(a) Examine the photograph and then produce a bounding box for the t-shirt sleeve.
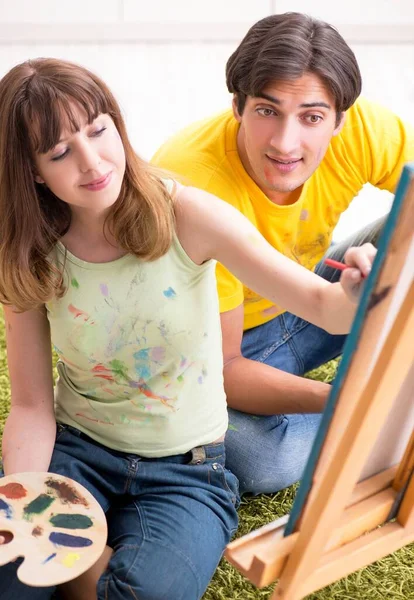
[215,262,244,313]
[356,97,414,192]
[153,146,245,312]
[199,172,245,313]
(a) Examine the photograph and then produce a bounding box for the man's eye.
[257,108,276,117]
[305,115,323,124]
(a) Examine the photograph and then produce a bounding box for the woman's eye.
[51,149,69,161]
[91,127,107,137]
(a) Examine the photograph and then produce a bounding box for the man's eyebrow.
[256,93,331,110]
[299,101,331,109]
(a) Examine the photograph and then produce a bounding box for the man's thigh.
[242,311,345,376]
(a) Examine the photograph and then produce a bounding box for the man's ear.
[232,95,242,123]
[34,175,45,184]
[333,112,346,137]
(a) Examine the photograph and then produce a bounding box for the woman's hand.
[340,243,377,302]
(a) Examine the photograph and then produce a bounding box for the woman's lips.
[81,172,112,191]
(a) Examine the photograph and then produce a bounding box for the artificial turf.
[0,307,412,599]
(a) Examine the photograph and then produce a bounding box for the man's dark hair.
[226,13,362,124]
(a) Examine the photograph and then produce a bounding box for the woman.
[0,58,375,600]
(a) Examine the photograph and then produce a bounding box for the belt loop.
[189,446,206,465]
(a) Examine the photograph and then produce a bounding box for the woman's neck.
[60,216,126,264]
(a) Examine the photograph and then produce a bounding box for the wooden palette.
[0,472,107,587]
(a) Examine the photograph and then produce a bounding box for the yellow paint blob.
[62,552,81,568]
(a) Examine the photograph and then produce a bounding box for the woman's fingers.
[344,243,377,278]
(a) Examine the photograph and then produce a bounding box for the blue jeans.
[225,217,385,495]
[0,425,239,600]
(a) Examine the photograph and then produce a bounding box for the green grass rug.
[0,307,413,599]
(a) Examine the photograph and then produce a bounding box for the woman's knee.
[98,543,203,600]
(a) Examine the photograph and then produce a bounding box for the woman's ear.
[34,174,45,184]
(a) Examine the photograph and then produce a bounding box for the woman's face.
[34,105,126,219]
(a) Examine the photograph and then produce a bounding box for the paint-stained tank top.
[46,213,227,457]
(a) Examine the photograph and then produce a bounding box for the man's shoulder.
[152,110,233,166]
[326,96,413,192]
[152,109,240,192]
[341,96,403,139]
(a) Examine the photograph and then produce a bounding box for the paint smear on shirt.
[100,283,109,297]
[68,304,94,323]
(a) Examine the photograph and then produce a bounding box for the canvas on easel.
[225,162,414,600]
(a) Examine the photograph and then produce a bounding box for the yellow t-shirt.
[152,98,414,330]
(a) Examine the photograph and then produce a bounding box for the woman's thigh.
[98,443,239,600]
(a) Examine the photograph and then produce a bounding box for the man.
[152,12,414,495]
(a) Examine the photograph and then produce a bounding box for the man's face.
[234,73,345,204]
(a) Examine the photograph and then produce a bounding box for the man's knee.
[236,459,304,496]
[225,413,321,495]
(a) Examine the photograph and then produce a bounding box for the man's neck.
[266,186,302,206]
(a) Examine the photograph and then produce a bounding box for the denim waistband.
[57,423,225,464]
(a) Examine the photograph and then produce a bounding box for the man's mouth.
[267,156,302,164]
[266,155,302,172]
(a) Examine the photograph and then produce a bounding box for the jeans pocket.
[207,460,240,509]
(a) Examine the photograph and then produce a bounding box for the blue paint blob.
[0,498,13,519]
[49,532,93,548]
[42,553,57,564]
[163,287,177,299]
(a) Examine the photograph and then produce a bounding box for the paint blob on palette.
[0,472,107,587]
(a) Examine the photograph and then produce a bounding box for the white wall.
[0,0,413,240]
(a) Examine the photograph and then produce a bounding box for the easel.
[225,162,414,600]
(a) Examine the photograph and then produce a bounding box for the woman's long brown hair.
[0,58,175,311]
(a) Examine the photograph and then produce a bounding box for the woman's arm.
[2,304,56,474]
[174,185,375,335]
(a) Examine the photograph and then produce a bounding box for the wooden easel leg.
[397,466,414,529]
